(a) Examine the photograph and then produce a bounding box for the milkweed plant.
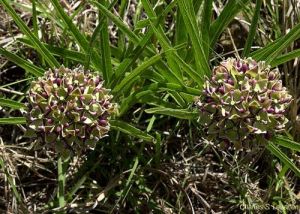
[23,66,117,210]
[195,58,292,147]
[24,66,117,154]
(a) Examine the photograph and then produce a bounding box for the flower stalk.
[57,155,65,213]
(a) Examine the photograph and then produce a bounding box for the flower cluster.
[24,66,117,153]
[195,58,292,146]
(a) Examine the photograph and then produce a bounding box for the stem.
[57,155,66,212]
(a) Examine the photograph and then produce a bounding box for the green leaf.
[118,156,139,205]
[144,82,201,95]
[91,0,163,59]
[251,22,300,62]
[0,98,25,109]
[149,21,203,86]
[0,117,26,124]
[49,0,88,50]
[210,0,250,49]
[85,0,117,70]
[270,49,300,67]
[49,0,102,71]
[242,0,262,57]
[99,1,113,84]
[119,83,201,116]
[272,135,300,152]
[142,0,183,82]
[1,0,59,68]
[147,21,184,85]
[174,5,188,59]
[92,0,184,89]
[266,142,300,177]
[174,52,205,86]
[113,54,162,95]
[91,1,140,44]
[177,0,210,75]
[145,107,198,119]
[0,158,23,204]
[110,26,159,86]
[57,156,66,208]
[0,47,44,77]
[200,0,212,58]
[19,38,89,65]
[110,120,154,142]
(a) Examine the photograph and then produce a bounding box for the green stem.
[57,155,66,212]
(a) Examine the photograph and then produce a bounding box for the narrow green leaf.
[92,0,182,88]
[1,0,59,68]
[110,120,154,142]
[49,0,102,71]
[0,98,25,109]
[266,142,300,177]
[110,25,159,85]
[113,19,180,85]
[177,0,210,75]
[148,20,183,84]
[57,156,66,208]
[146,115,156,133]
[242,0,262,57]
[138,93,178,109]
[251,22,300,62]
[116,0,128,51]
[168,90,186,107]
[200,0,212,58]
[85,0,118,71]
[144,82,201,95]
[174,7,188,59]
[91,0,163,59]
[0,117,26,124]
[91,1,140,44]
[119,83,201,116]
[142,0,185,82]
[270,49,300,67]
[19,38,86,65]
[0,158,23,203]
[173,53,204,86]
[145,107,198,119]
[0,47,44,77]
[113,54,162,94]
[210,0,250,49]
[31,0,38,37]
[120,156,139,204]
[272,135,300,152]
[141,0,156,18]
[99,1,113,84]
[120,91,153,116]
[50,0,89,50]
[149,21,203,86]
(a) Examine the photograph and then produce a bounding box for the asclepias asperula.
[195,58,292,147]
[24,66,117,154]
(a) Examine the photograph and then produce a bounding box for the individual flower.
[195,58,292,146]
[24,66,117,153]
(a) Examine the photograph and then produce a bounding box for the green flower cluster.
[24,66,117,153]
[196,58,292,145]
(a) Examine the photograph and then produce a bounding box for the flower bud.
[24,66,118,153]
[195,58,292,146]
